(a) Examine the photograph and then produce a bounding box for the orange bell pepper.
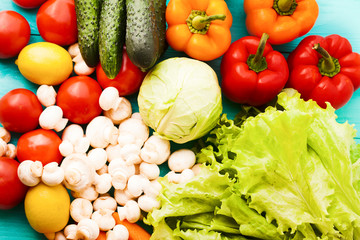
[244,0,319,45]
[166,0,233,61]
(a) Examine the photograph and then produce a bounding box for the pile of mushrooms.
[16,84,201,240]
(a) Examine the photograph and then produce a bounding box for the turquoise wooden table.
[0,0,360,239]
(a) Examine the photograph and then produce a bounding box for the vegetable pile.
[147,89,360,239]
[0,0,360,239]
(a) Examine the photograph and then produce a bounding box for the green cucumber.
[99,0,126,79]
[74,0,101,68]
[125,0,167,71]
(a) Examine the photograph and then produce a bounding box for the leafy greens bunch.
[145,89,360,240]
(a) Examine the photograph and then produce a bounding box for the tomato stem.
[313,43,341,77]
[273,0,297,16]
[247,33,269,73]
[187,10,226,34]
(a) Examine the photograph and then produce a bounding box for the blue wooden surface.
[0,0,360,239]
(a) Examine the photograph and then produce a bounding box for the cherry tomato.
[17,129,63,165]
[57,76,103,124]
[96,48,146,96]
[0,11,30,59]
[0,89,43,133]
[12,0,47,9]
[36,0,78,46]
[0,157,28,210]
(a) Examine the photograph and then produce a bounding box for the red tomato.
[12,0,47,9]
[17,129,63,165]
[0,157,28,210]
[36,0,77,46]
[0,11,30,59]
[96,48,146,96]
[57,76,103,124]
[0,89,43,133]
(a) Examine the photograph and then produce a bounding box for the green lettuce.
[146,89,360,239]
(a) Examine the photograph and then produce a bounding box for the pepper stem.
[187,10,226,35]
[247,33,269,73]
[313,43,341,77]
[278,0,293,12]
[273,0,297,16]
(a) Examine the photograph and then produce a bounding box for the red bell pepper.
[287,34,360,109]
[220,33,289,106]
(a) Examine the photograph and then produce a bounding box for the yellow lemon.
[24,183,70,238]
[16,42,73,85]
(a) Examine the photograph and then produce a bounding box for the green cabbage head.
[138,57,222,144]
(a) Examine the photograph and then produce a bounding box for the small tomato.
[36,0,78,46]
[96,48,146,96]
[16,129,63,166]
[0,157,28,210]
[0,11,30,59]
[0,89,43,133]
[56,76,103,124]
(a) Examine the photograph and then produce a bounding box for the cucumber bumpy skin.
[74,0,101,68]
[99,0,126,79]
[125,0,167,72]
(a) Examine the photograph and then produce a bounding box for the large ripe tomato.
[0,11,30,59]
[12,0,47,9]
[96,48,146,96]
[0,157,28,210]
[0,89,43,133]
[17,129,63,165]
[57,76,103,124]
[36,0,77,46]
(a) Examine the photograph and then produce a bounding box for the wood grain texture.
[0,0,360,239]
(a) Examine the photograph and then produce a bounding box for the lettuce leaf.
[146,89,360,239]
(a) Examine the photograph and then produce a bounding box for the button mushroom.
[75,218,100,240]
[138,195,160,212]
[118,144,142,165]
[64,224,77,240]
[117,118,149,148]
[5,143,16,159]
[99,88,132,126]
[60,153,96,192]
[87,148,108,171]
[94,173,112,194]
[108,158,135,190]
[41,162,65,186]
[0,138,7,157]
[86,116,119,148]
[93,194,117,212]
[103,97,132,125]
[91,209,116,231]
[39,105,68,132]
[139,162,160,180]
[36,85,57,107]
[17,160,43,186]
[114,188,135,206]
[106,224,129,240]
[140,135,170,165]
[70,198,93,223]
[0,126,11,143]
[59,124,90,156]
[71,185,99,202]
[143,179,162,198]
[68,43,95,76]
[167,149,196,173]
[117,200,141,223]
[126,175,150,198]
